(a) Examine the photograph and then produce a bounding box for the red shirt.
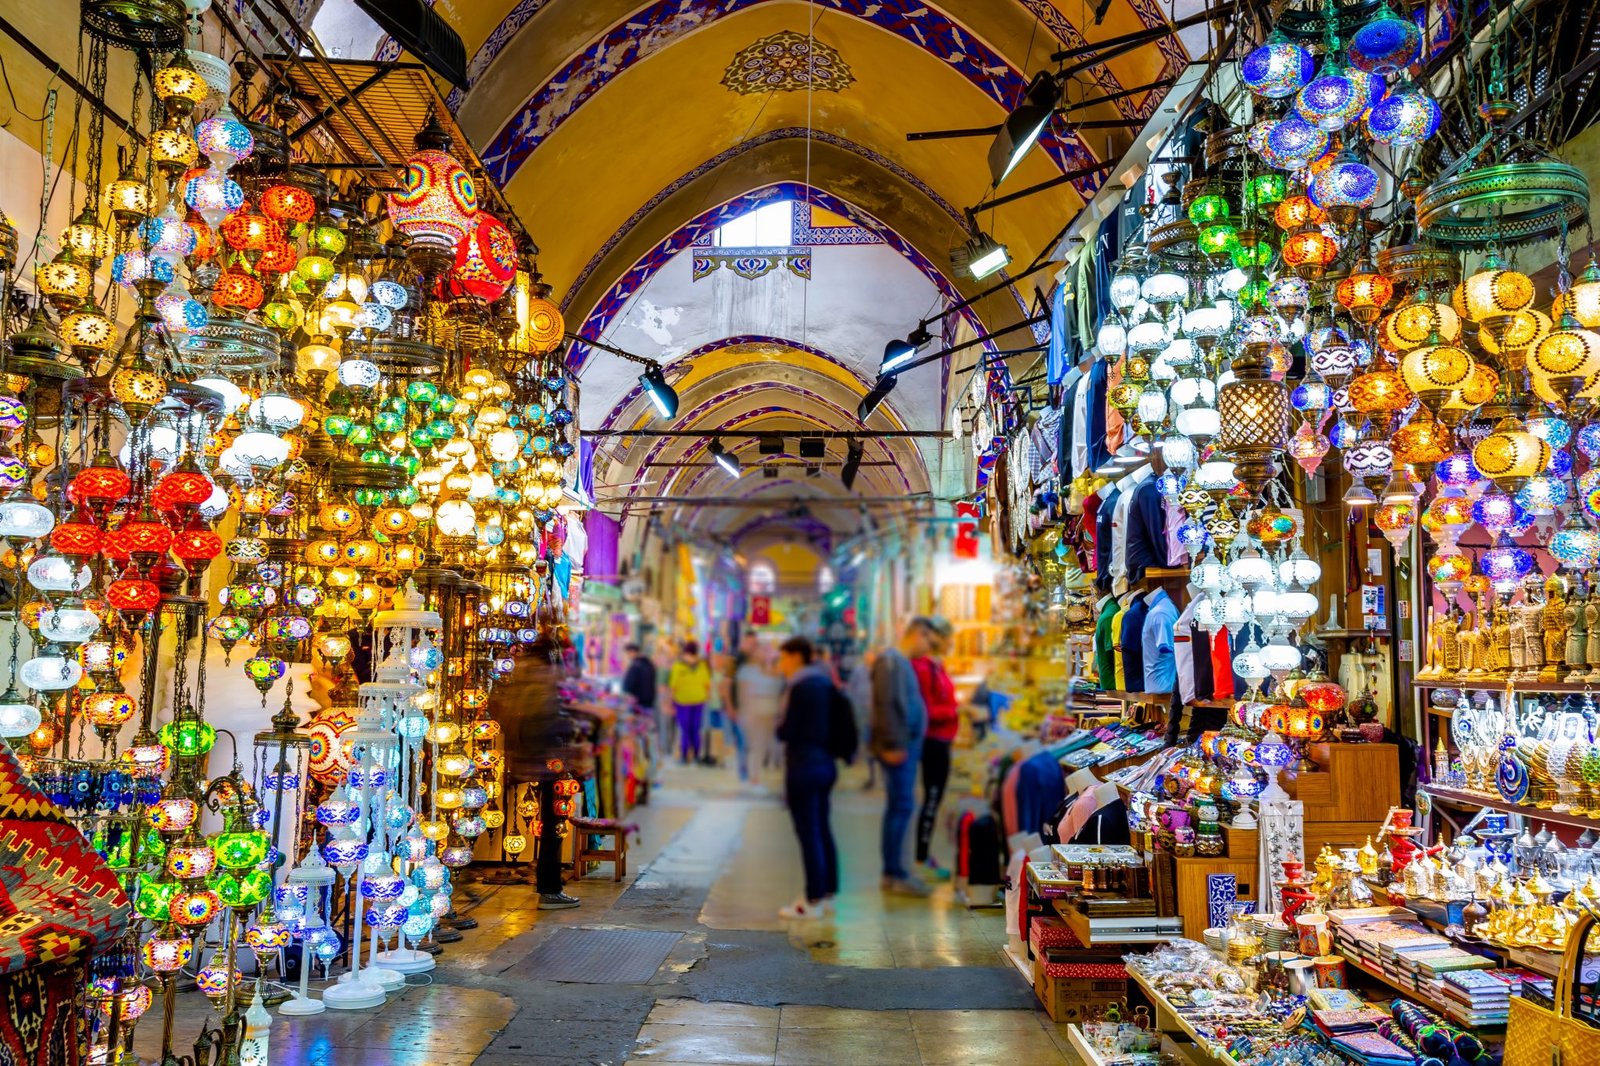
[1211,627,1234,701]
[913,657,960,742]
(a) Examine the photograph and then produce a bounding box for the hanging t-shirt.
[1093,485,1121,594]
[1111,598,1132,690]
[1173,595,1200,705]
[1141,588,1179,694]
[1211,628,1235,701]
[1125,475,1168,586]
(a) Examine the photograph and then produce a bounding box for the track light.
[880,325,932,375]
[857,374,897,422]
[963,232,1011,280]
[710,439,741,476]
[841,438,864,491]
[639,364,678,420]
[989,72,1058,185]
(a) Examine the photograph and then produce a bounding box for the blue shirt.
[1141,589,1180,694]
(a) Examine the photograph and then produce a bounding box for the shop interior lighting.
[639,364,679,421]
[880,326,932,374]
[962,231,1011,280]
[710,440,742,477]
[857,374,897,421]
[841,439,865,490]
[989,72,1059,185]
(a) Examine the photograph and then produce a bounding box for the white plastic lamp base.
[364,963,407,991]
[321,977,386,1011]
[372,948,436,975]
[277,992,326,1016]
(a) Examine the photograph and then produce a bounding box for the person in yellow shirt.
[667,640,713,764]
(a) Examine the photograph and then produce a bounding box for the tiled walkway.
[148,761,1080,1064]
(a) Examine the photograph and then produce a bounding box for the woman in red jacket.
[913,618,958,880]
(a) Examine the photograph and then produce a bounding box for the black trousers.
[785,760,839,902]
[536,779,564,894]
[915,737,952,864]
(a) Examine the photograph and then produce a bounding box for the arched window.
[716,201,793,247]
[748,560,777,595]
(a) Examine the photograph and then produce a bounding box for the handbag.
[1505,912,1600,1066]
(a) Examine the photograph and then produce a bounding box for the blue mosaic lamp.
[1579,422,1600,461]
[1552,528,1600,572]
[1241,33,1315,98]
[1310,156,1379,223]
[1261,114,1329,170]
[1367,87,1441,146]
[1528,416,1574,450]
[1348,4,1423,74]
[1435,452,1479,489]
[1480,538,1535,589]
[1296,61,1373,132]
[1515,476,1568,515]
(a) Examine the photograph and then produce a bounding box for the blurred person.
[775,635,841,919]
[666,640,712,764]
[913,617,958,881]
[843,650,878,789]
[490,635,593,910]
[870,618,934,895]
[703,650,734,767]
[621,641,659,760]
[735,640,785,789]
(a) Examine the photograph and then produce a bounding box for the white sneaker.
[779,898,831,920]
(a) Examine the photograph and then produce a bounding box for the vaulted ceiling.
[405,0,1207,547]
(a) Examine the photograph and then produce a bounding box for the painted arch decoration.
[478,0,1102,189]
[568,181,983,373]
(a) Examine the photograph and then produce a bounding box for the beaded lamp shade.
[1367,90,1441,147]
[1310,158,1379,223]
[1282,228,1339,277]
[1399,342,1473,399]
[1296,63,1375,131]
[386,148,478,253]
[1345,439,1395,490]
[1464,259,1536,321]
[1261,117,1330,171]
[1477,308,1551,355]
[1556,263,1600,327]
[1218,346,1290,494]
[1242,35,1315,98]
[1473,418,1551,491]
[1336,268,1394,323]
[1348,5,1422,74]
[1383,301,1462,350]
[1274,194,1326,231]
[262,183,316,223]
[1348,359,1414,429]
[1393,412,1453,479]
[445,213,517,301]
[1529,320,1600,383]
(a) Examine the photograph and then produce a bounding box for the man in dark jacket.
[776,635,840,920]
[621,643,657,712]
[492,636,591,910]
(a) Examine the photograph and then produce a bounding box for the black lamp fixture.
[880,325,933,375]
[988,72,1059,185]
[710,439,742,476]
[961,231,1011,280]
[841,439,865,491]
[857,374,897,421]
[639,364,679,421]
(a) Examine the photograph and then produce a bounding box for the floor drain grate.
[521,927,682,983]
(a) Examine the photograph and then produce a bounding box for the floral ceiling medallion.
[722,30,854,95]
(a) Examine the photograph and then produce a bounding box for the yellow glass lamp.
[1383,300,1462,351]
[103,168,153,228]
[38,251,92,310]
[150,127,199,178]
[1477,308,1551,356]
[62,207,113,264]
[1335,263,1394,324]
[154,53,209,118]
[1348,355,1414,433]
[1400,341,1474,416]
[1393,411,1453,482]
[1472,416,1550,492]
[1555,260,1600,328]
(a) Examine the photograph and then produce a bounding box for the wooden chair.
[567,815,633,882]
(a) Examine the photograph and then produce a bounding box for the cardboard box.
[1032,958,1129,1023]
[1029,916,1083,954]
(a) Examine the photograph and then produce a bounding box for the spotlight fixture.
[758,435,785,455]
[989,72,1058,185]
[880,325,933,375]
[710,439,741,476]
[858,374,897,421]
[639,364,678,420]
[841,439,865,490]
[962,231,1011,281]
[799,438,826,460]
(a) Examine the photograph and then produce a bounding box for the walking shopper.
[870,618,934,895]
[844,650,878,789]
[490,637,593,910]
[735,641,785,789]
[913,618,958,880]
[621,642,659,771]
[776,635,840,919]
[666,640,711,764]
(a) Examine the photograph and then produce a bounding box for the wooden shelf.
[1424,785,1600,831]
[1127,969,1241,1066]
[1097,690,1175,703]
[1415,679,1591,694]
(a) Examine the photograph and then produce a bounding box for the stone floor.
[136,760,1084,1065]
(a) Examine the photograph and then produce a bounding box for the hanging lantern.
[1309,156,1379,225]
[154,53,209,118]
[1473,417,1551,493]
[1336,265,1394,323]
[1296,61,1375,131]
[1242,33,1315,98]
[1282,228,1339,278]
[1368,88,1442,146]
[386,118,479,273]
[445,213,517,301]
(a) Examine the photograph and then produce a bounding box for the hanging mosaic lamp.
[386,113,479,274]
[1348,3,1423,74]
[1241,32,1316,98]
[1296,60,1376,132]
[1367,86,1442,146]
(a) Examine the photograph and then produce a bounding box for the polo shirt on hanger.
[1124,474,1168,587]
[1080,358,1109,476]
[1141,588,1179,694]
[1118,592,1151,693]
[1111,594,1134,690]
[1093,484,1121,594]
[1093,595,1118,688]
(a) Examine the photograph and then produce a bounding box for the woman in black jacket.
[775,635,840,920]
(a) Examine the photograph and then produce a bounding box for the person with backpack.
[912,617,958,881]
[775,635,849,920]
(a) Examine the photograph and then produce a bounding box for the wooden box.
[1173,856,1258,941]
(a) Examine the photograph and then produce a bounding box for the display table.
[1127,969,1241,1066]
